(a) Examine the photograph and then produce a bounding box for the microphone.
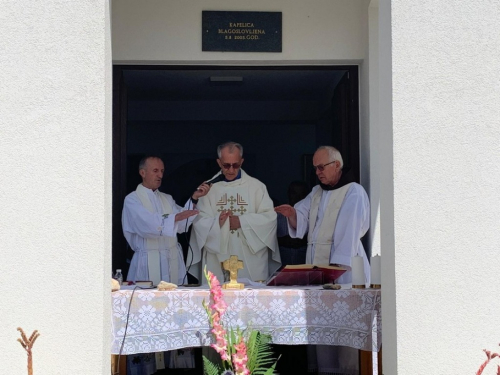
[197,174,224,190]
[205,174,224,185]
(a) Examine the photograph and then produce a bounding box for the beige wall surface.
[0,1,112,374]
[112,0,369,63]
[383,0,500,373]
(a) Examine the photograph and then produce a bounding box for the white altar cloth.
[111,286,381,355]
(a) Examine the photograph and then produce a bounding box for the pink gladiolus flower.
[204,269,232,366]
[212,342,228,358]
[204,266,276,374]
[213,302,227,315]
[232,337,249,375]
[208,271,220,288]
[212,325,226,340]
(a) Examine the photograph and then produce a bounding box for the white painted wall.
[367,0,381,258]
[383,0,500,373]
[378,1,397,373]
[0,2,112,374]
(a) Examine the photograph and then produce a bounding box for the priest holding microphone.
[187,141,281,284]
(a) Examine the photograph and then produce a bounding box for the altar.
[111,285,381,374]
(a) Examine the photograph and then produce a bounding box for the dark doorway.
[112,66,360,274]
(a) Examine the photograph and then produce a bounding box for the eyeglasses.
[313,161,336,172]
[221,162,242,170]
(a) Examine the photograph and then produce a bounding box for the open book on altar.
[281,264,345,271]
[266,264,347,286]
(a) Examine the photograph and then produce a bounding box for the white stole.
[135,184,178,285]
[307,183,352,265]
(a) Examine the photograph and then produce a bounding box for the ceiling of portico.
[122,68,346,121]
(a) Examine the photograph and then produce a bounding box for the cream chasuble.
[135,184,178,285]
[188,170,281,283]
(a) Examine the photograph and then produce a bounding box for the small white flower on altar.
[221,370,235,375]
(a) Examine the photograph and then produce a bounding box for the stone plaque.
[202,11,282,52]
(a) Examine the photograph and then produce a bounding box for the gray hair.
[316,146,343,169]
[217,141,244,158]
[138,155,162,171]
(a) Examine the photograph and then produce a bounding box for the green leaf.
[202,355,222,375]
[245,331,279,374]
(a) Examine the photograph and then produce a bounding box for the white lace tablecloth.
[111,286,381,355]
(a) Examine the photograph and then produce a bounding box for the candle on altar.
[370,254,381,288]
[351,255,365,287]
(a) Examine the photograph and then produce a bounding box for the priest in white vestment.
[275,145,370,375]
[122,156,211,286]
[187,141,281,284]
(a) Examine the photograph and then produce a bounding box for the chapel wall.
[0,2,112,374]
[383,0,500,373]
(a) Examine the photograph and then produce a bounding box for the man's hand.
[274,204,298,229]
[192,182,211,200]
[274,204,296,217]
[229,214,241,230]
[219,210,231,227]
[174,210,199,222]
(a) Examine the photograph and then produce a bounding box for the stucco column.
[381,0,500,374]
[0,2,112,374]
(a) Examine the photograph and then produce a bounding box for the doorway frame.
[112,64,360,272]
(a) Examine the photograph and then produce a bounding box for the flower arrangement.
[202,267,279,375]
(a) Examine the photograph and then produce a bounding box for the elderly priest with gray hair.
[122,155,211,286]
[275,145,370,375]
[188,141,281,284]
